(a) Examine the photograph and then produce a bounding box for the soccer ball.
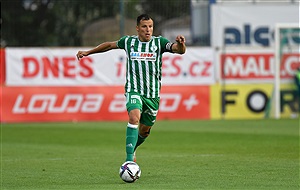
[119,161,141,183]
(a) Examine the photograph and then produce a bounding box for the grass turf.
[1,119,299,189]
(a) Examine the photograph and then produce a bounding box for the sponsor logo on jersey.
[130,52,157,61]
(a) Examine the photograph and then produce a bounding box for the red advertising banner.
[221,53,300,80]
[1,85,209,123]
[0,48,5,85]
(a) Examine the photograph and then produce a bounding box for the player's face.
[136,19,153,42]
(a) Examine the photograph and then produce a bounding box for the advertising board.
[211,4,299,47]
[1,85,210,123]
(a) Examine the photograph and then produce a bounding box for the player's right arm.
[76,41,118,60]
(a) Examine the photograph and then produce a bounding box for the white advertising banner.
[6,47,215,86]
[211,4,299,48]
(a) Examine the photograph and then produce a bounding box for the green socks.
[125,123,138,161]
[134,134,146,151]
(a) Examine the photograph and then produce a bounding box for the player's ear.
[136,25,139,32]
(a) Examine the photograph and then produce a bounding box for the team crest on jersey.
[130,52,157,61]
[150,45,158,52]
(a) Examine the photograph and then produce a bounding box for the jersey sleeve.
[117,36,128,49]
[159,36,174,53]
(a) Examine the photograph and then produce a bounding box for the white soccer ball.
[119,161,141,183]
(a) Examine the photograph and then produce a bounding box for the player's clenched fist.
[76,51,88,60]
[176,35,185,44]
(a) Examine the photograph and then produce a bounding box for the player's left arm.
[76,41,118,60]
[171,35,186,54]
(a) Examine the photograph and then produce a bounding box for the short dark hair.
[137,14,151,25]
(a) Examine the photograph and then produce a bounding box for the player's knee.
[140,131,150,138]
[128,117,139,125]
[139,131,150,138]
[128,109,140,125]
[139,126,151,138]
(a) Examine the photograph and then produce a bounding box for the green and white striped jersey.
[117,35,173,98]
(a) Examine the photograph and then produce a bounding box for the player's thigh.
[140,97,159,126]
[126,92,143,112]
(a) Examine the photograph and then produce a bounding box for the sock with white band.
[125,123,138,161]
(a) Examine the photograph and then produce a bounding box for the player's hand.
[76,51,89,60]
[176,35,185,44]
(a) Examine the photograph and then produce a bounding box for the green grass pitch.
[1,119,299,189]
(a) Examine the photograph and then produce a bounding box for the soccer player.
[76,14,186,162]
